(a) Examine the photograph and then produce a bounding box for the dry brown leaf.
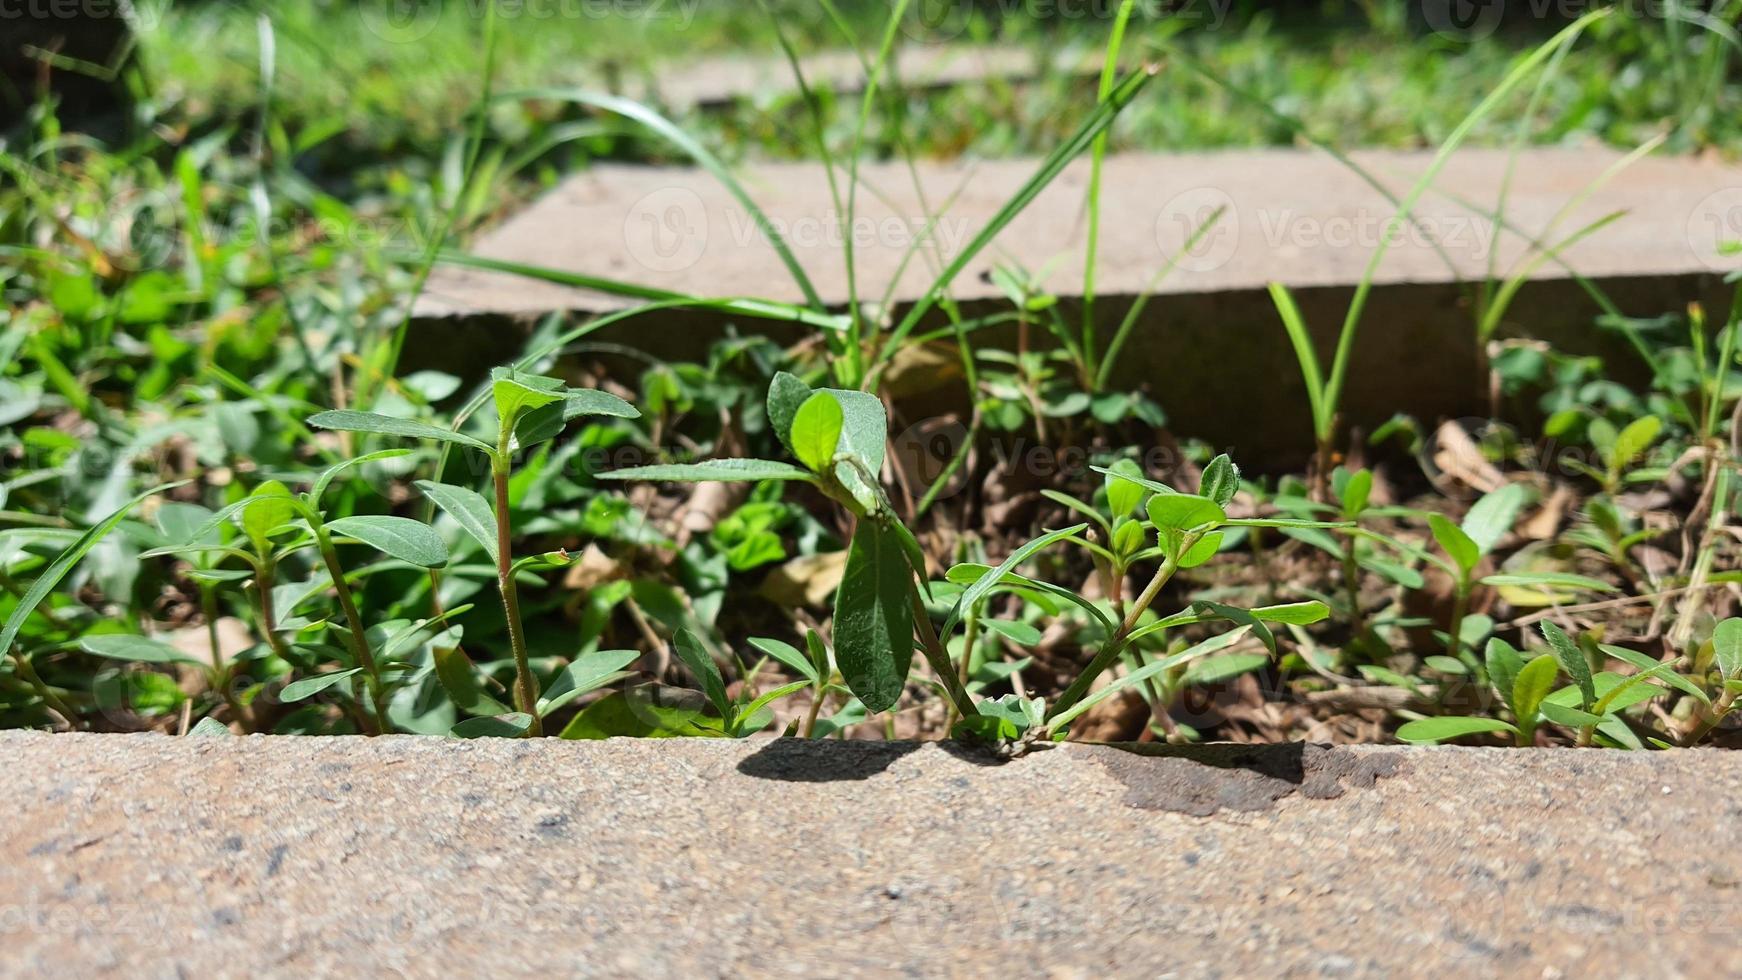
[758,550,849,609]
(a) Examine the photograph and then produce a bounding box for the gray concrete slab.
[410,148,1738,461]
[624,44,1102,109]
[416,147,1741,319]
[4,732,1739,978]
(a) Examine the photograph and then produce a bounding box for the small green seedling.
[309,366,639,736]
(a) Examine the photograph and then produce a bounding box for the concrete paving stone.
[4,732,1741,978]
[415,147,1742,320]
[623,44,1102,109]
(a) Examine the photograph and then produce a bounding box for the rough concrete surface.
[5,733,1740,978]
[415,148,1741,319]
[625,45,1101,108]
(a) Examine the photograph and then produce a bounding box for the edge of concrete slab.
[5,731,1740,977]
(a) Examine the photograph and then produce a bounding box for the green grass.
[140,3,1741,168]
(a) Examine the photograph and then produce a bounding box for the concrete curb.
[4,732,1737,977]
[410,149,1738,458]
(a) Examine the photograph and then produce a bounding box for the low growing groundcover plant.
[1,2,1738,749]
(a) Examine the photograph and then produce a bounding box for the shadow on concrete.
[1084,742,1403,816]
[736,738,922,782]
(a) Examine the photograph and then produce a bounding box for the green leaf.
[766,371,813,456]
[1147,494,1225,533]
[833,520,915,714]
[242,480,298,553]
[187,717,232,736]
[1610,415,1661,473]
[1050,627,1251,729]
[1340,469,1373,517]
[750,637,820,685]
[1480,572,1617,593]
[674,629,732,721]
[1537,699,1604,730]
[1103,459,1146,517]
[1485,638,1525,715]
[80,634,202,665]
[1183,652,1270,686]
[0,483,183,661]
[1148,494,1225,562]
[1429,514,1479,576]
[1714,619,1742,680]
[558,686,711,739]
[309,449,416,506]
[491,369,568,429]
[539,649,639,715]
[981,619,1043,646]
[451,713,535,738]
[435,644,510,717]
[1460,483,1533,555]
[326,516,449,568]
[281,668,364,702]
[1540,621,1595,708]
[944,562,1114,637]
[415,481,499,564]
[1424,655,1468,675]
[155,502,218,551]
[504,386,637,452]
[790,392,844,474]
[1177,530,1223,569]
[1199,454,1240,508]
[307,410,494,454]
[1190,600,1278,656]
[941,524,1089,638]
[823,388,888,513]
[599,459,817,483]
[735,681,812,734]
[1091,464,1175,497]
[1602,644,1709,707]
[1513,653,1559,729]
[562,388,639,420]
[1395,716,1517,744]
[1251,601,1332,625]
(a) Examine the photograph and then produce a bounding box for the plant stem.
[1340,541,1368,644]
[801,682,825,739]
[1685,686,1738,746]
[202,583,250,732]
[493,451,543,736]
[313,524,390,736]
[1445,580,1470,667]
[947,614,981,731]
[10,651,79,729]
[909,584,979,722]
[252,557,294,661]
[1046,551,1183,724]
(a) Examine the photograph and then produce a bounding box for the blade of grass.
[429,250,848,331]
[1269,282,1329,439]
[499,86,823,312]
[872,64,1159,388]
[1479,133,1666,342]
[1093,204,1226,391]
[374,0,500,401]
[837,0,915,387]
[1080,0,1137,371]
[1319,11,1613,439]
